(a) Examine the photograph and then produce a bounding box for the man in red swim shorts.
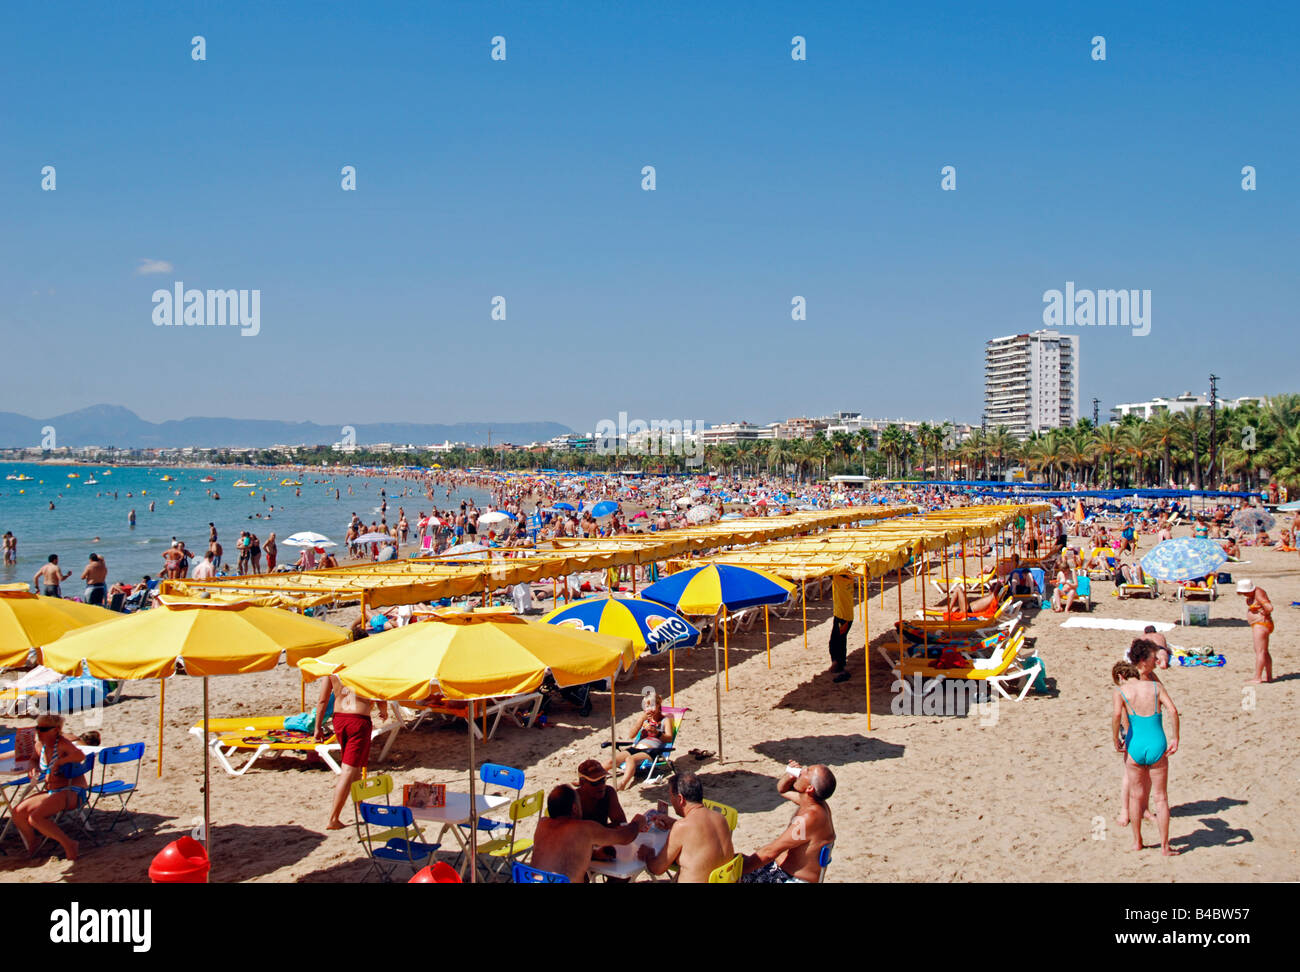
[315,673,389,830]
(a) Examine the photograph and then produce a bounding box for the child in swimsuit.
[605,687,673,790]
[1111,642,1180,856]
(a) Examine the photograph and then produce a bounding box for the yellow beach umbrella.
[0,584,122,669]
[41,598,349,874]
[299,613,634,882]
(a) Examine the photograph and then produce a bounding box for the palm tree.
[1176,407,1209,489]
[1090,424,1125,487]
[1145,412,1177,487]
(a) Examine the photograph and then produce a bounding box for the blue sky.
[2,0,1296,433]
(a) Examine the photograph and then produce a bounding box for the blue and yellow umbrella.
[641,563,794,616]
[643,563,795,762]
[541,596,700,655]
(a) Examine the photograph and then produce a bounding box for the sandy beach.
[3,521,1294,884]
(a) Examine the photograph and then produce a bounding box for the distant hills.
[0,405,572,449]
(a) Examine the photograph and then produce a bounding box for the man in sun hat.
[1236,579,1274,684]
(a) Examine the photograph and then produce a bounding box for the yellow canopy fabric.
[163,506,918,608]
[40,599,351,680]
[0,584,122,669]
[298,613,634,702]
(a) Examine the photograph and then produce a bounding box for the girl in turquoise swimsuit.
[1112,642,1180,856]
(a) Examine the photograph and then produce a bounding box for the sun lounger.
[190,711,403,777]
[894,629,1041,702]
[395,692,543,740]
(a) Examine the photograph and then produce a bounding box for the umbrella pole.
[714,641,723,764]
[203,675,211,881]
[468,717,477,883]
[764,605,770,669]
[609,685,617,787]
[157,678,165,778]
[723,606,729,692]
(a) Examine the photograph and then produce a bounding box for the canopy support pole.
[669,651,675,707]
[862,562,871,732]
[896,564,903,660]
[801,579,808,650]
[921,550,928,651]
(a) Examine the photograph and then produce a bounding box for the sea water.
[0,462,491,588]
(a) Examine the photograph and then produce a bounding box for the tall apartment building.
[984,330,1080,439]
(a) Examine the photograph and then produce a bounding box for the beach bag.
[1026,655,1048,693]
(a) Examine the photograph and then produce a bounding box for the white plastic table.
[588,826,669,881]
[409,791,511,874]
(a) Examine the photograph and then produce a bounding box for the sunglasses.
[36,725,58,734]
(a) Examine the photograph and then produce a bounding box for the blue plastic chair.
[817,843,834,883]
[40,752,97,845]
[86,743,146,839]
[512,862,570,883]
[458,763,524,847]
[357,802,441,882]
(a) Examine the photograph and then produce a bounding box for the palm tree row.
[205,396,1300,490]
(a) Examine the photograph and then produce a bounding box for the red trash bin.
[409,862,462,883]
[149,836,211,883]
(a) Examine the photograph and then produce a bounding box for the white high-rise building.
[984,330,1080,439]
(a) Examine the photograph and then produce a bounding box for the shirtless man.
[80,553,108,606]
[315,673,389,830]
[637,772,735,883]
[1237,580,1274,684]
[33,554,71,597]
[742,762,836,883]
[1142,625,1170,669]
[2,531,15,565]
[529,784,643,882]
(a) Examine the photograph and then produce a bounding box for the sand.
[3,531,1296,883]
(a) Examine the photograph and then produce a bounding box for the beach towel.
[1061,618,1174,633]
[284,694,334,733]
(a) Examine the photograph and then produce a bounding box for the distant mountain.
[0,405,572,449]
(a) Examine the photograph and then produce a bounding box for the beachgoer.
[3,531,16,565]
[827,573,854,683]
[603,687,673,789]
[315,673,388,831]
[530,785,643,882]
[1142,625,1170,669]
[1112,641,1179,855]
[80,553,108,605]
[9,713,88,860]
[1237,579,1274,684]
[191,551,216,580]
[264,532,277,571]
[741,762,837,883]
[33,554,70,597]
[637,772,735,883]
[1051,564,1078,613]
